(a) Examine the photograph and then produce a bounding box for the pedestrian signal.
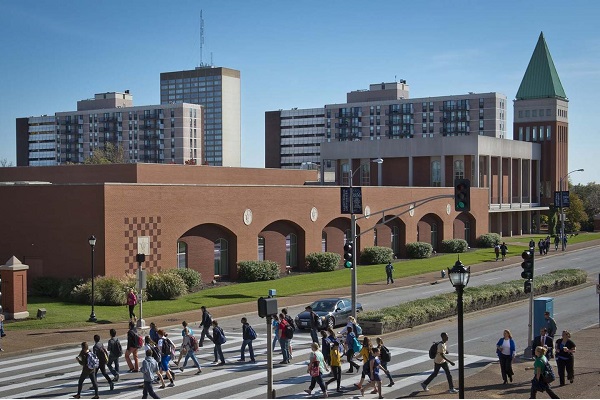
[524,280,532,294]
[344,242,353,268]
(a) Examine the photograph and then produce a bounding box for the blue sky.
[1,0,598,185]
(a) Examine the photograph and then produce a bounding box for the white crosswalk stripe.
[0,329,497,399]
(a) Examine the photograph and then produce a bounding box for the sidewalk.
[1,239,598,398]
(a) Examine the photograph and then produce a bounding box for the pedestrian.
[530,346,559,398]
[544,236,550,255]
[533,327,554,359]
[125,321,140,373]
[385,262,394,284]
[106,328,122,382]
[92,334,114,391]
[199,306,213,347]
[354,336,373,390]
[375,337,394,387]
[321,330,332,365]
[494,243,500,261]
[359,347,388,399]
[144,336,165,388]
[306,305,320,344]
[538,239,544,255]
[420,332,458,394]
[175,321,193,367]
[562,235,568,250]
[278,313,291,364]
[529,238,536,249]
[325,339,343,393]
[239,317,256,363]
[495,329,516,384]
[555,330,576,386]
[211,319,226,365]
[157,330,176,386]
[149,322,159,344]
[304,342,329,398]
[140,349,161,399]
[179,327,202,374]
[500,242,508,261]
[127,288,137,322]
[271,314,280,352]
[554,236,560,251]
[282,308,295,359]
[72,341,99,399]
[544,312,558,338]
[0,313,5,352]
[344,326,361,373]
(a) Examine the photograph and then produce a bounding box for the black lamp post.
[88,235,97,322]
[448,257,470,399]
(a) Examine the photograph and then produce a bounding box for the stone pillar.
[0,256,30,320]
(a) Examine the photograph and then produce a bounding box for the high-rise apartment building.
[16,92,203,166]
[160,66,241,167]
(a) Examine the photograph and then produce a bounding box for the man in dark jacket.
[93,334,114,391]
[199,306,213,346]
[306,306,320,344]
[239,317,256,363]
[532,327,554,359]
[125,321,140,372]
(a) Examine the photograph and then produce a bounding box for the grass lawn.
[9,233,599,331]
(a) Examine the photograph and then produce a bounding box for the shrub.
[306,252,341,272]
[31,276,63,298]
[59,277,85,300]
[441,239,468,253]
[168,268,202,290]
[146,272,188,300]
[359,246,394,265]
[476,233,502,248]
[237,260,280,282]
[67,276,136,305]
[405,242,433,259]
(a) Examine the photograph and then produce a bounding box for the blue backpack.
[247,325,257,340]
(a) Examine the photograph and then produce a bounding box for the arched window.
[391,226,400,256]
[373,228,378,246]
[431,160,441,187]
[177,241,187,269]
[214,238,228,276]
[286,233,297,268]
[258,236,265,261]
[431,223,438,251]
[454,160,464,181]
[321,232,327,252]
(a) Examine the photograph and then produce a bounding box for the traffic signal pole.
[521,247,535,358]
[349,170,358,320]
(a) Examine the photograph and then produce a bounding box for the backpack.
[542,360,556,383]
[309,358,321,377]
[203,312,213,328]
[150,344,162,363]
[353,323,363,336]
[284,323,295,339]
[351,336,362,353]
[137,334,144,348]
[429,341,441,359]
[95,345,109,364]
[161,337,176,358]
[110,338,123,358]
[189,335,199,351]
[380,345,391,363]
[215,327,227,344]
[284,315,296,331]
[247,325,257,340]
[87,351,100,370]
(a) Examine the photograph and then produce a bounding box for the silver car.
[294,297,363,330]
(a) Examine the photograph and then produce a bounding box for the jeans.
[199,326,213,345]
[279,338,290,362]
[308,372,327,393]
[128,305,136,319]
[96,363,113,385]
[310,328,319,345]
[381,360,394,383]
[386,271,394,284]
[240,339,255,361]
[107,355,119,378]
[423,361,454,389]
[346,348,360,372]
[326,366,341,390]
[142,380,160,399]
[183,350,202,369]
[77,370,98,396]
[213,343,225,363]
[272,336,279,351]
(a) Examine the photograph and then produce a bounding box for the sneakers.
[168,382,175,387]
[92,396,99,399]
[421,383,429,392]
[109,381,114,391]
[387,381,395,387]
[196,369,202,375]
[448,388,458,394]
[113,374,119,382]
[304,389,312,395]
[179,366,184,372]
[72,395,80,399]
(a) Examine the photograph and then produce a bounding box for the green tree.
[84,143,126,164]
[564,193,588,233]
[571,182,600,231]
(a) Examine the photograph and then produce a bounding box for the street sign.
[554,191,570,208]
[341,187,363,214]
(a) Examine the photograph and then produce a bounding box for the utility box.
[534,297,554,336]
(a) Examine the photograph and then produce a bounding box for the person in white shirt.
[495,329,516,384]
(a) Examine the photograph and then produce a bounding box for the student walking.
[212,320,226,365]
[199,306,213,346]
[144,336,165,388]
[92,334,114,391]
[530,346,559,398]
[179,328,202,374]
[282,308,295,359]
[157,330,176,387]
[500,242,508,261]
[354,336,373,390]
[125,321,140,373]
[149,322,159,344]
[278,313,292,364]
[127,288,137,321]
[544,312,558,338]
[555,330,576,386]
[533,327,554,359]
[325,339,343,393]
[320,330,332,365]
[421,332,457,394]
[376,337,394,387]
[0,313,5,352]
[271,314,280,351]
[554,235,560,251]
[496,329,516,384]
[72,342,99,399]
[175,321,193,366]
[306,305,320,344]
[494,243,500,261]
[359,347,389,399]
[304,342,329,398]
[140,349,161,399]
[106,329,122,382]
[385,262,394,284]
[239,317,256,363]
[344,326,361,373]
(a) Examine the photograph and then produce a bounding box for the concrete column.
[518,211,523,235]
[0,256,30,320]
[498,156,503,207]
[487,155,492,206]
[408,156,413,186]
[497,213,503,236]
[519,159,523,205]
[508,157,513,207]
[536,159,541,204]
[440,155,446,187]
[474,154,480,187]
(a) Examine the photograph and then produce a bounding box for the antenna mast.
[199,10,205,67]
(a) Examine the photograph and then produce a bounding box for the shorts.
[371,373,381,382]
[160,355,171,371]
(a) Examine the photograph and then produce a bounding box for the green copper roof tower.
[515,32,567,100]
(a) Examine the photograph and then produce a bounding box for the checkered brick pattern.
[124,216,163,274]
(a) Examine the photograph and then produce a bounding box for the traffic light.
[521,250,534,280]
[344,242,353,268]
[454,179,471,212]
[524,280,532,294]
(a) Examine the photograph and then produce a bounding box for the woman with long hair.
[496,329,516,384]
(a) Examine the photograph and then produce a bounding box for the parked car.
[294,297,363,330]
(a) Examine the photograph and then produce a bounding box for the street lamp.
[448,257,471,399]
[559,168,584,251]
[88,235,97,322]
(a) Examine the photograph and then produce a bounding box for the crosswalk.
[0,326,497,399]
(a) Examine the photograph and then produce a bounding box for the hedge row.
[406,242,433,259]
[360,246,394,265]
[357,269,587,334]
[237,260,280,282]
[306,252,341,272]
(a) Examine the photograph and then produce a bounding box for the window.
[391,226,400,256]
[258,236,265,261]
[525,110,530,117]
[286,233,297,268]
[214,238,228,276]
[533,127,537,141]
[519,127,523,141]
[454,160,464,181]
[431,222,438,251]
[431,160,441,187]
[177,241,187,268]
[464,221,471,245]
[526,127,530,141]
[518,110,523,118]
[321,232,327,252]
[532,110,537,117]
[546,125,551,139]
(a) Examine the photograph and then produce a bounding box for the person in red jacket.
[278,313,291,364]
[127,288,137,322]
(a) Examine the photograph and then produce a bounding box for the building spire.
[515,32,567,100]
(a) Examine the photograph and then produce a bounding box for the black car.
[294,297,363,330]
